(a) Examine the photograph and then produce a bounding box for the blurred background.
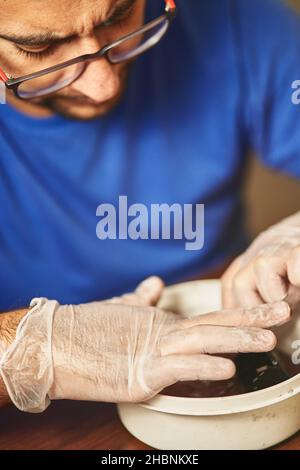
[245,0,300,237]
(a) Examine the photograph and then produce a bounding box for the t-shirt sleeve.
[232,0,300,178]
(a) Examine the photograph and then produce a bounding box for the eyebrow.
[0,0,137,47]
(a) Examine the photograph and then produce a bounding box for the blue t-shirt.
[0,0,300,311]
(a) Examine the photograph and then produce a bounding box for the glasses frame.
[0,0,177,100]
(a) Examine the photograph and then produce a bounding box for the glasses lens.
[108,16,169,64]
[17,62,85,99]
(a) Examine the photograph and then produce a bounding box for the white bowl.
[117,280,300,450]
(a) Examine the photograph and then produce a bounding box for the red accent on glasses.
[166,0,176,10]
[0,68,8,82]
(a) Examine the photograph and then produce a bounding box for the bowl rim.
[142,279,300,416]
[141,373,300,416]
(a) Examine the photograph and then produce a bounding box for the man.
[0,0,299,412]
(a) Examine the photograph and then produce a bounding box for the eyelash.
[15,44,57,60]
[14,5,135,60]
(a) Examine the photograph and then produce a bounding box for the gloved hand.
[222,211,300,310]
[0,278,290,413]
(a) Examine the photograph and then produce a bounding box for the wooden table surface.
[0,400,299,450]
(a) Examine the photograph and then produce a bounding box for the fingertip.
[221,359,236,379]
[271,300,291,320]
[261,330,277,351]
[137,276,165,293]
[149,276,165,290]
[205,357,236,380]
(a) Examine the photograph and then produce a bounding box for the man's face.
[0,0,145,119]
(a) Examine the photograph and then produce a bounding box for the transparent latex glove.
[0,280,291,412]
[222,211,300,310]
[0,276,164,413]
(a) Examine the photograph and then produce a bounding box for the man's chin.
[43,94,123,120]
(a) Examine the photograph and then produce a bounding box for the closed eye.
[14,44,58,60]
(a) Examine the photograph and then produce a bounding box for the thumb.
[221,256,244,308]
[135,276,165,306]
[105,276,165,307]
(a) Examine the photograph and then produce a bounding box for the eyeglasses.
[0,1,176,100]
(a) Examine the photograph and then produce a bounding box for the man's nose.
[71,42,121,102]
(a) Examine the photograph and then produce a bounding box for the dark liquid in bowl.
[162,351,300,398]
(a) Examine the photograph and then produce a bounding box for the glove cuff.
[0,298,58,413]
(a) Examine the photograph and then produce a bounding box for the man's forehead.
[1,0,117,35]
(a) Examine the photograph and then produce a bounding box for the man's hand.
[49,299,290,404]
[0,277,163,410]
[0,277,291,412]
[222,212,300,310]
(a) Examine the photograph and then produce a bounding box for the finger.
[150,354,236,392]
[107,293,141,305]
[106,276,164,306]
[231,263,265,307]
[221,256,244,308]
[134,276,165,306]
[285,284,300,313]
[160,325,276,356]
[253,245,289,302]
[180,301,291,329]
[287,245,300,288]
